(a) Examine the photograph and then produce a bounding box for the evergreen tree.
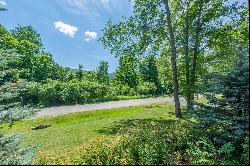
[0,49,36,165]
[193,50,249,157]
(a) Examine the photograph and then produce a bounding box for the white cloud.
[0,0,7,6]
[84,31,97,41]
[54,21,78,37]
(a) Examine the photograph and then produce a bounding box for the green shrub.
[108,82,137,96]
[62,119,193,165]
[241,137,249,165]
[28,79,108,106]
[186,136,216,165]
[69,121,173,165]
[137,82,157,95]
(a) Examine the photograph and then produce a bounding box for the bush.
[186,136,216,165]
[108,81,137,96]
[68,118,248,165]
[241,137,249,165]
[137,82,157,95]
[28,79,108,106]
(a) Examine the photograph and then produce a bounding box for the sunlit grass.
[180,96,208,103]
[2,103,182,157]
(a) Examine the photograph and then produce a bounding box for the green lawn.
[2,103,181,157]
[180,96,209,103]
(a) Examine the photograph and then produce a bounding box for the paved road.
[34,97,187,119]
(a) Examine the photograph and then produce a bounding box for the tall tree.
[0,25,43,80]
[163,0,181,117]
[172,0,245,109]
[100,0,182,117]
[10,25,43,49]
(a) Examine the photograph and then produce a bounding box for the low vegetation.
[3,102,248,165]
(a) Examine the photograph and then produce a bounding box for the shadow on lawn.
[96,111,195,136]
[96,118,175,135]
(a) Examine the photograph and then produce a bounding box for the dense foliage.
[191,52,249,165]
[28,79,108,105]
[0,49,36,165]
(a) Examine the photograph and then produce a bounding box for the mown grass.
[180,96,209,103]
[2,103,183,158]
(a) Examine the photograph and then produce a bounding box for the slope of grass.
[2,103,182,157]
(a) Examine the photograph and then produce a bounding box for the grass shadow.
[96,118,181,135]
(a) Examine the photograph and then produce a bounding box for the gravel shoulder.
[34,97,187,119]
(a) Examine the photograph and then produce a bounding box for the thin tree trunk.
[184,3,191,110]
[190,1,203,104]
[163,0,182,118]
[190,31,199,102]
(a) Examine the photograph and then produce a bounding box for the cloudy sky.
[0,0,133,72]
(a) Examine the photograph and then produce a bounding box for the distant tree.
[114,54,138,88]
[51,64,68,81]
[77,64,84,81]
[97,60,109,84]
[32,53,54,82]
[0,2,7,12]
[139,55,159,87]
[10,25,43,49]
[0,7,7,12]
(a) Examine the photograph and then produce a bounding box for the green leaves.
[0,133,36,165]
[10,25,43,49]
[97,61,109,84]
[114,54,138,88]
[27,80,108,106]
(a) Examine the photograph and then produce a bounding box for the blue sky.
[0,0,246,72]
[0,0,133,72]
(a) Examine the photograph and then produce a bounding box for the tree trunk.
[190,1,203,104]
[190,32,199,102]
[163,0,182,118]
[184,3,192,110]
